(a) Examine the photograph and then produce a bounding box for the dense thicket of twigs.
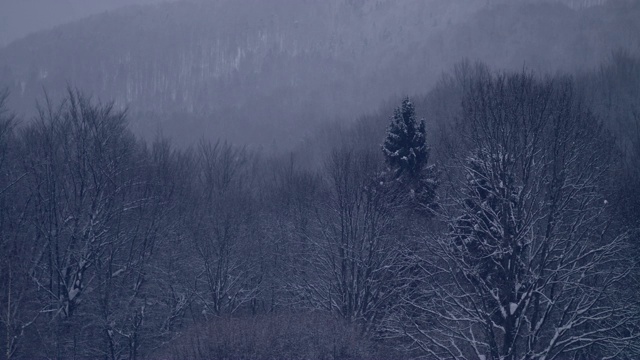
[1,55,639,359]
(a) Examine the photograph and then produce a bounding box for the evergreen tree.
[382,98,429,179]
[381,97,437,211]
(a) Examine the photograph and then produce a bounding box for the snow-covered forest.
[1,0,639,359]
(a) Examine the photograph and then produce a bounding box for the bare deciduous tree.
[0,90,34,360]
[397,72,639,359]
[292,148,409,332]
[16,90,152,358]
[190,141,262,317]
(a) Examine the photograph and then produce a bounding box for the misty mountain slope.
[0,0,638,146]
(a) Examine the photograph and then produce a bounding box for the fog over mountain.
[1,0,638,146]
[0,0,181,47]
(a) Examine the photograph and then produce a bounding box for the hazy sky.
[0,0,181,47]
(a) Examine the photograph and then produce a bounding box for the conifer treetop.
[382,97,429,179]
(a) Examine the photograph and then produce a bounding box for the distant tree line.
[1,54,639,359]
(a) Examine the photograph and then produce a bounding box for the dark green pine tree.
[382,97,437,212]
[382,97,429,179]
